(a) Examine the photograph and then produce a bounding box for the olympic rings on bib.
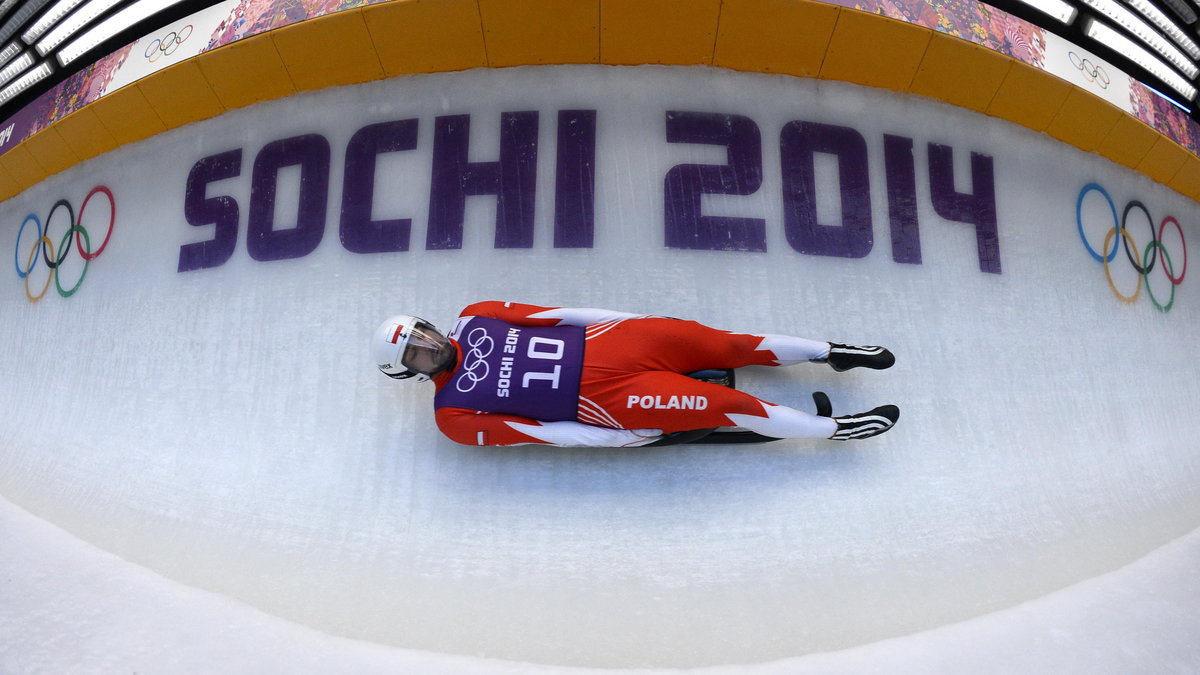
[13,186,116,303]
[1076,183,1187,312]
[456,328,495,393]
[144,24,193,62]
[1069,51,1111,89]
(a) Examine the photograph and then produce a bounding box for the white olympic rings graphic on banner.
[456,328,495,392]
[1069,51,1111,89]
[144,25,193,62]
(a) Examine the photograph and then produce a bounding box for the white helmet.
[371,315,455,382]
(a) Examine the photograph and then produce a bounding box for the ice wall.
[1,65,1198,669]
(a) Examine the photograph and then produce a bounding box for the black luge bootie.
[830,405,900,440]
[823,344,895,372]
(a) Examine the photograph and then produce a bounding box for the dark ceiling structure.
[2,0,1200,127]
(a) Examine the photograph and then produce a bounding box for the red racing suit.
[432,301,832,446]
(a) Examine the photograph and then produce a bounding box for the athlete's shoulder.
[459,300,508,317]
[459,301,562,324]
[460,300,538,316]
[456,301,649,328]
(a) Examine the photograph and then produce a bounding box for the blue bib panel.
[435,317,585,422]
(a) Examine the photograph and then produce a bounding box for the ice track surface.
[1,66,1199,671]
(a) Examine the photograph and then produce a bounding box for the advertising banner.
[1042,31,1135,113]
[102,0,241,94]
[2,0,1200,163]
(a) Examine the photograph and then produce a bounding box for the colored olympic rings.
[1076,183,1187,312]
[1122,200,1155,274]
[42,199,73,269]
[14,186,116,302]
[1069,51,1111,89]
[144,24,193,62]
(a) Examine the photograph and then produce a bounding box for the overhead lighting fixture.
[23,0,90,44]
[57,0,188,66]
[1014,0,1078,25]
[0,0,21,24]
[1086,18,1197,100]
[0,1,19,43]
[0,62,53,105]
[1123,0,1200,59]
[0,41,20,68]
[1079,0,1198,78]
[36,0,123,56]
[0,51,33,88]
[1158,0,1197,24]
[0,0,54,45]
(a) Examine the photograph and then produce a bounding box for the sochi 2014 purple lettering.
[664,112,765,252]
[178,109,999,274]
[249,134,331,262]
[340,119,417,254]
[664,111,1000,273]
[179,111,597,272]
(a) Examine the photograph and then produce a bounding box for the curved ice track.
[2,67,1198,671]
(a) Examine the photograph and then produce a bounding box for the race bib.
[435,317,584,421]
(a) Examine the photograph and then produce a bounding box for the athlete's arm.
[436,406,661,447]
[461,301,652,327]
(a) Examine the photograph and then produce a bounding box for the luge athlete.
[372,301,898,447]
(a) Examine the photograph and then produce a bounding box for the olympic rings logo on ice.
[1069,51,1110,89]
[1076,183,1187,312]
[14,186,116,303]
[456,328,495,392]
[144,25,193,62]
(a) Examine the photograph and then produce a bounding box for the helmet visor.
[401,320,454,376]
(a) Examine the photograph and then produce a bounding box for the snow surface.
[1,66,1198,671]
[3,493,1199,674]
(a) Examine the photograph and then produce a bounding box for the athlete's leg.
[580,370,837,437]
[583,318,831,373]
[578,318,897,440]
